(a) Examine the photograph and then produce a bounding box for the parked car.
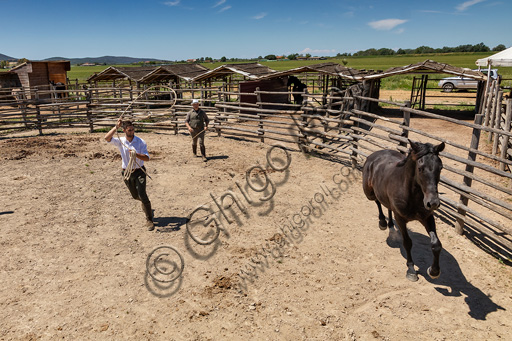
[438,69,499,92]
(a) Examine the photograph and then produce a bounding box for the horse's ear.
[434,142,445,154]
[408,139,420,153]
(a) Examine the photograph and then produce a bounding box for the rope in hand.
[123,149,138,181]
[115,85,177,181]
[191,127,209,140]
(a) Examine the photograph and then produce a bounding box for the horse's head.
[408,140,445,211]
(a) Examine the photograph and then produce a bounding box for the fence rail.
[1,83,511,260]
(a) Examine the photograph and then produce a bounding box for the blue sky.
[1,0,509,60]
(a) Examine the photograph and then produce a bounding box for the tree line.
[342,43,506,57]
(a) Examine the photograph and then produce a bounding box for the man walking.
[105,118,154,231]
[185,99,209,162]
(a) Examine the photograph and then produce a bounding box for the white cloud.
[164,1,180,6]
[213,0,226,8]
[218,5,231,13]
[252,12,267,20]
[456,0,486,11]
[368,18,408,31]
[300,48,336,55]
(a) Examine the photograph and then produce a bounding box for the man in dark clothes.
[185,99,210,162]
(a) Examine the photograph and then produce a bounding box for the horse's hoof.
[379,221,387,230]
[427,266,440,279]
[406,271,419,282]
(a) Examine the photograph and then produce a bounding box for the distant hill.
[0,53,16,60]
[43,56,170,65]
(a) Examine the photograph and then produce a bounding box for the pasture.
[65,52,512,90]
[1,114,512,339]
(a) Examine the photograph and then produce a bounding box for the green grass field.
[5,52,511,90]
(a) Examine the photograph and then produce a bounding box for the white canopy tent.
[475,46,512,96]
[476,46,512,67]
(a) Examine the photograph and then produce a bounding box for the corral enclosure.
[1,62,512,339]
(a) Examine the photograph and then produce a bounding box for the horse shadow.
[385,228,505,320]
[153,216,187,233]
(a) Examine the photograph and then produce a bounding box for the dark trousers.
[191,127,205,148]
[122,167,150,205]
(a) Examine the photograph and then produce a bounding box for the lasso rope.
[191,127,209,140]
[123,149,138,181]
[116,85,177,181]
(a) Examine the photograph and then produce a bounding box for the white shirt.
[109,136,149,170]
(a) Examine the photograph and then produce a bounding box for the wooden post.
[86,89,93,132]
[350,95,361,168]
[455,114,484,235]
[256,87,264,143]
[32,88,42,135]
[400,101,411,152]
[217,86,223,137]
[421,75,428,111]
[492,91,504,154]
[488,84,500,142]
[500,99,512,171]
[483,81,495,127]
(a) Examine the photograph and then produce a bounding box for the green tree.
[377,48,395,55]
[0,60,8,68]
[492,44,506,52]
[220,56,227,62]
[414,46,435,54]
[264,54,277,60]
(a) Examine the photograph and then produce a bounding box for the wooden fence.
[1,83,511,260]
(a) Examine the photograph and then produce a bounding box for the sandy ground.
[1,96,512,340]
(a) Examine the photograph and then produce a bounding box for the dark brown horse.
[363,139,445,281]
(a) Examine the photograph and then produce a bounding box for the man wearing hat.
[185,99,210,161]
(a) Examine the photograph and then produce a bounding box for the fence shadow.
[435,207,512,265]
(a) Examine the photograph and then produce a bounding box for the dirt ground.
[1,93,512,340]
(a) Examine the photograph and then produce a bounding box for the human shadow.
[207,155,229,161]
[0,211,14,216]
[154,216,187,233]
[385,228,505,320]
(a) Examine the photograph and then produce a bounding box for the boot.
[141,202,154,231]
[200,146,207,162]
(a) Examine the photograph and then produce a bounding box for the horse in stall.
[287,76,307,105]
[362,139,445,281]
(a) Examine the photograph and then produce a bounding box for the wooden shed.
[10,60,70,89]
[86,66,157,87]
[191,62,277,86]
[140,64,209,85]
[0,72,21,88]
